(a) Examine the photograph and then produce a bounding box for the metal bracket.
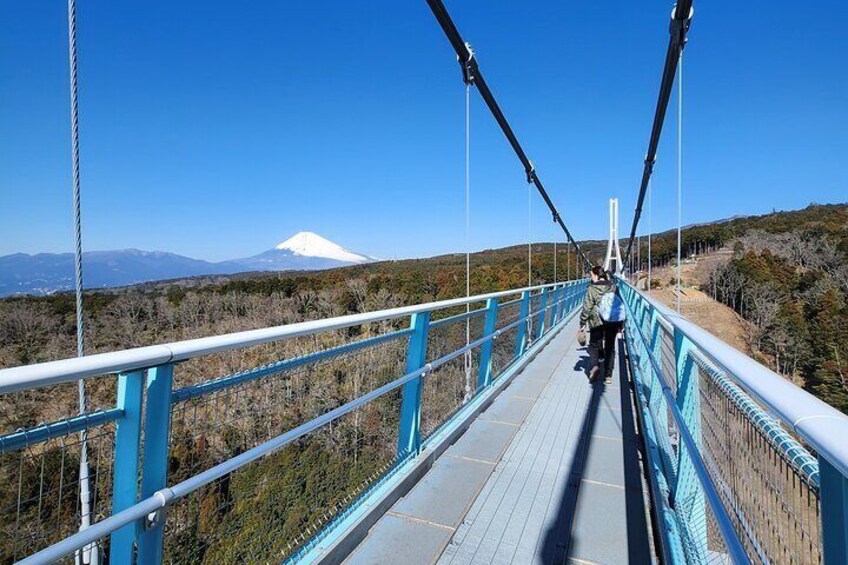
[458,42,476,85]
[669,6,693,49]
[145,508,166,531]
[526,162,536,184]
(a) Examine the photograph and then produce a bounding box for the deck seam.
[385,511,456,532]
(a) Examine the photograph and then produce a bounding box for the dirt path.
[646,287,751,355]
[631,251,751,355]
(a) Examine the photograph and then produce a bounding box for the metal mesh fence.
[421,352,480,442]
[0,420,116,563]
[526,292,544,347]
[168,333,408,489]
[427,308,487,362]
[671,440,734,564]
[658,321,677,398]
[162,388,404,564]
[622,284,825,565]
[696,355,822,564]
[170,321,404,391]
[419,310,487,441]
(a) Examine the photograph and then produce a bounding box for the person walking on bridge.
[579,266,624,385]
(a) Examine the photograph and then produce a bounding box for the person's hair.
[591,265,607,280]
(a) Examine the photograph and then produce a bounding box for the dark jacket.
[580,279,617,329]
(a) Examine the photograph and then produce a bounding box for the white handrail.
[0,282,581,395]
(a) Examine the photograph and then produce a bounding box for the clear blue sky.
[1,1,845,262]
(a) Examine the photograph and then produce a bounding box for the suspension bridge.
[2,1,848,564]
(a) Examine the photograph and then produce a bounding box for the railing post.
[109,370,145,563]
[515,290,531,358]
[549,285,561,326]
[673,329,707,557]
[536,288,549,336]
[820,457,848,564]
[137,363,174,565]
[477,298,499,389]
[397,311,430,458]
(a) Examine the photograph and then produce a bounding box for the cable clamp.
[644,157,656,175]
[669,5,694,49]
[458,42,476,85]
[526,162,536,184]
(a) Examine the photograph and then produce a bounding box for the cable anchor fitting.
[669,5,694,49]
[526,161,536,184]
[644,155,657,175]
[458,42,476,85]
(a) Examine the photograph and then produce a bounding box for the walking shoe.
[588,366,600,382]
[604,374,613,385]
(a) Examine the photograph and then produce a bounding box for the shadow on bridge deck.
[345,318,653,565]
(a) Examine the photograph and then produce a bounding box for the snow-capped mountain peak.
[275,231,371,263]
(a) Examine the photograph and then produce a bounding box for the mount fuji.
[0,232,377,297]
[232,232,377,271]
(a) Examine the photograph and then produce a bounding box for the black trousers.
[588,322,622,377]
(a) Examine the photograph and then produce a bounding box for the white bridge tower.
[603,198,624,274]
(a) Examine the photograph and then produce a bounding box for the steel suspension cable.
[676,52,683,313]
[528,185,532,287]
[464,82,472,400]
[66,1,96,563]
[647,179,653,293]
[425,0,591,270]
[622,1,694,267]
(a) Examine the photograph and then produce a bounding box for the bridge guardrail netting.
[619,279,847,565]
[0,280,587,564]
[163,327,410,563]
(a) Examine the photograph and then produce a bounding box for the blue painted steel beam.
[110,370,145,563]
[138,364,174,564]
[515,290,531,358]
[623,331,688,563]
[397,312,430,458]
[821,457,848,564]
[672,329,708,559]
[536,288,549,336]
[477,298,499,389]
[0,408,123,454]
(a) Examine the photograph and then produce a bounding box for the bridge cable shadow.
[540,340,651,563]
[539,357,603,564]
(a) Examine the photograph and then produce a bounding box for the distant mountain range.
[0,232,377,297]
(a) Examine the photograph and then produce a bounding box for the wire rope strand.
[527,185,532,287]
[66,1,96,563]
[554,240,557,284]
[676,51,683,313]
[648,179,653,293]
[463,83,472,399]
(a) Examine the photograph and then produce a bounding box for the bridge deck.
[345,318,654,564]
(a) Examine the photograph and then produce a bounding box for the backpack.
[597,291,626,322]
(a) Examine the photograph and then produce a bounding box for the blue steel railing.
[619,280,848,565]
[0,280,587,564]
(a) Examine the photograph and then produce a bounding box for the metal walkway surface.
[345,317,653,565]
